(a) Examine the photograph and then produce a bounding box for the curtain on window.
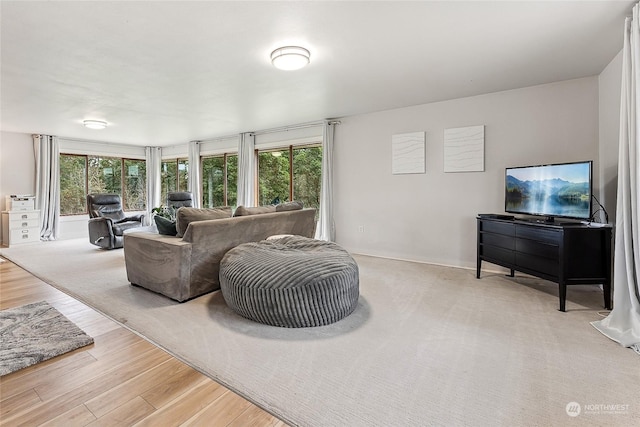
[145,146,162,223]
[188,141,201,208]
[33,134,60,240]
[592,6,640,355]
[315,120,336,241]
[237,132,256,207]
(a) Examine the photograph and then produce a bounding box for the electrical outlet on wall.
[358,225,365,233]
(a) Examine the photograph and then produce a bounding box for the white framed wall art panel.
[443,125,485,172]
[391,131,426,174]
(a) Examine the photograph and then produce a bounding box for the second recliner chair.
[167,191,193,209]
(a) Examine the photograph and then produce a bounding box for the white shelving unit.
[1,195,40,247]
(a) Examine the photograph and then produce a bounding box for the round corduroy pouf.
[219,235,359,328]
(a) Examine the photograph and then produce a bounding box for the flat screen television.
[505,160,592,221]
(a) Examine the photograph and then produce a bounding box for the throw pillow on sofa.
[276,201,303,212]
[176,206,232,237]
[154,215,177,236]
[233,205,277,217]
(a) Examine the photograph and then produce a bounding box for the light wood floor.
[0,257,287,427]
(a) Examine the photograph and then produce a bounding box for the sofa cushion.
[154,215,177,236]
[276,201,303,212]
[176,206,232,237]
[233,205,277,217]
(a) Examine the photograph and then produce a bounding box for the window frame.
[59,153,146,216]
[201,152,238,207]
[160,158,189,206]
[256,143,322,207]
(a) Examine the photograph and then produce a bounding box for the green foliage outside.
[60,145,321,216]
[258,151,291,205]
[88,157,121,195]
[160,159,189,206]
[60,155,147,215]
[124,159,147,211]
[227,155,238,207]
[202,154,238,208]
[292,146,322,212]
[258,146,322,211]
[160,161,177,206]
[59,155,87,215]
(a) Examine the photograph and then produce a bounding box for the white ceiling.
[0,1,634,147]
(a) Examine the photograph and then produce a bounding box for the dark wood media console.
[476,215,612,312]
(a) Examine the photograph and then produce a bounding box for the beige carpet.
[1,239,638,426]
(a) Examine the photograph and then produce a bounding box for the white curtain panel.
[315,120,336,241]
[145,146,162,223]
[592,7,640,355]
[32,134,60,240]
[237,132,256,207]
[188,141,201,208]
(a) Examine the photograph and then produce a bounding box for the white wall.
[334,77,600,269]
[0,75,617,265]
[0,131,36,243]
[598,50,623,223]
[0,132,35,210]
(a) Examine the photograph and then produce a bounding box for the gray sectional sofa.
[123,208,316,302]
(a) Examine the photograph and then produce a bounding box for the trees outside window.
[258,150,290,205]
[257,145,322,211]
[88,157,122,195]
[59,154,87,215]
[202,154,238,207]
[292,146,322,212]
[124,159,147,211]
[59,144,320,216]
[59,154,146,215]
[226,155,238,207]
[160,159,188,206]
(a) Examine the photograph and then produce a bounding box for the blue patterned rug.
[0,301,94,376]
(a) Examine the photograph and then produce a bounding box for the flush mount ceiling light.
[270,46,310,71]
[83,120,107,130]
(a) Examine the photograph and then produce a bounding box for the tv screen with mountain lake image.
[505,161,592,220]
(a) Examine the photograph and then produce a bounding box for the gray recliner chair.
[87,194,145,249]
[167,191,193,209]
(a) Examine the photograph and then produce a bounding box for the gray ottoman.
[219,236,359,328]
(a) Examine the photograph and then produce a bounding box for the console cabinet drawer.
[515,238,558,259]
[516,226,561,244]
[481,233,515,250]
[516,253,559,277]
[481,221,514,236]
[482,245,515,265]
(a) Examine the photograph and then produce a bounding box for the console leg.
[559,284,567,312]
[507,269,514,277]
[603,282,612,310]
[476,260,481,279]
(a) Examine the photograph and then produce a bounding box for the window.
[59,154,87,216]
[257,145,322,211]
[201,154,238,208]
[88,157,122,195]
[124,159,147,211]
[258,150,290,205]
[292,146,322,212]
[59,154,147,215]
[160,158,188,206]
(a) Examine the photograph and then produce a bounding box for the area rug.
[1,240,639,426]
[0,300,94,376]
